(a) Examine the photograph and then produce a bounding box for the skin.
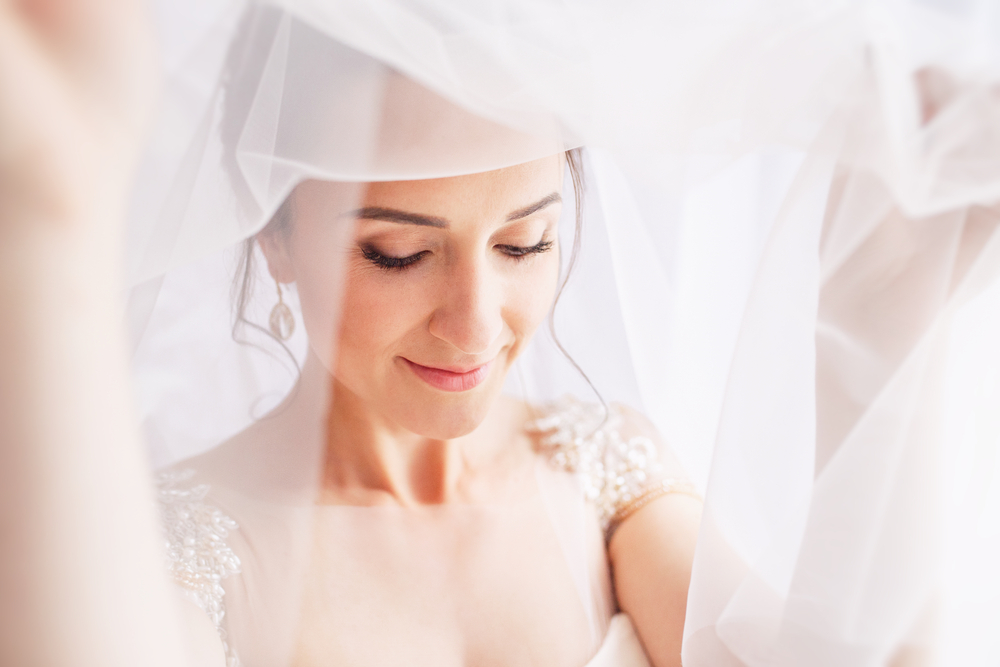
[0,0,698,663]
[611,472,702,667]
[0,3,967,666]
[255,159,701,666]
[259,160,564,504]
[0,1,190,667]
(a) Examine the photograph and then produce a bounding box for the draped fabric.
[130,0,1000,664]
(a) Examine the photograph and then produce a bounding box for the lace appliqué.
[158,469,243,667]
[527,398,664,537]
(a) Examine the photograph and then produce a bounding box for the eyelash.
[497,239,554,260]
[361,247,428,271]
[362,239,554,272]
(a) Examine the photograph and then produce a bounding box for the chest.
[287,496,612,667]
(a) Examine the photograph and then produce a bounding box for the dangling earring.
[269,279,295,341]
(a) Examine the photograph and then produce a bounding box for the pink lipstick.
[402,358,492,392]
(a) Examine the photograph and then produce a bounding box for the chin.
[392,387,500,440]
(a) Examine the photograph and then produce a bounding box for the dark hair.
[231,197,293,359]
[548,148,605,409]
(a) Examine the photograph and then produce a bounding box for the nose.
[427,254,504,355]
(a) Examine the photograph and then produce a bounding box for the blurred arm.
[0,0,191,665]
[0,231,190,666]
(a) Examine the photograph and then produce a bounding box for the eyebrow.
[348,192,562,228]
[506,192,562,222]
[348,207,449,228]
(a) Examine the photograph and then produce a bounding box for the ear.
[257,229,296,283]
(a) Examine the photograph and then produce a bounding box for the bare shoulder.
[161,398,321,504]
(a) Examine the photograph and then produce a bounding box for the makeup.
[402,358,492,392]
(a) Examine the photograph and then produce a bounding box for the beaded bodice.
[157,469,243,667]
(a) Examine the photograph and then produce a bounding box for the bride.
[7,0,1000,665]
[162,154,702,667]
[0,1,701,666]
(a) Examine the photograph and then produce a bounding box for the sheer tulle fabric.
[131,0,1000,664]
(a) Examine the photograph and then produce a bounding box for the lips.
[402,358,493,392]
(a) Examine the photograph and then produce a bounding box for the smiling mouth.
[402,358,493,392]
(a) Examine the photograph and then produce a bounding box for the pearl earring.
[268,279,295,341]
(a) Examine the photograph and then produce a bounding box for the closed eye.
[361,246,429,271]
[497,239,554,259]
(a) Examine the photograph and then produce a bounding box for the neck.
[297,352,467,506]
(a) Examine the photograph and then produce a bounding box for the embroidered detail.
[157,469,242,667]
[604,478,700,542]
[526,398,665,537]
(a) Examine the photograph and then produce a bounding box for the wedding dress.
[158,399,680,666]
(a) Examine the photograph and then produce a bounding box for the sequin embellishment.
[158,469,242,667]
[526,398,664,536]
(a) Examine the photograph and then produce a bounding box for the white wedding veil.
[128,0,1000,664]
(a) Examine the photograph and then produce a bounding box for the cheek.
[333,269,431,370]
[506,255,560,343]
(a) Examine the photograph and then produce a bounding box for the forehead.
[290,155,564,227]
[360,155,564,220]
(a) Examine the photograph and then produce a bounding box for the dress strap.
[157,469,243,667]
[527,398,697,541]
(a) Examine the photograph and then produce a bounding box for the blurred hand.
[0,0,157,239]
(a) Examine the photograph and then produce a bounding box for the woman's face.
[261,156,564,438]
